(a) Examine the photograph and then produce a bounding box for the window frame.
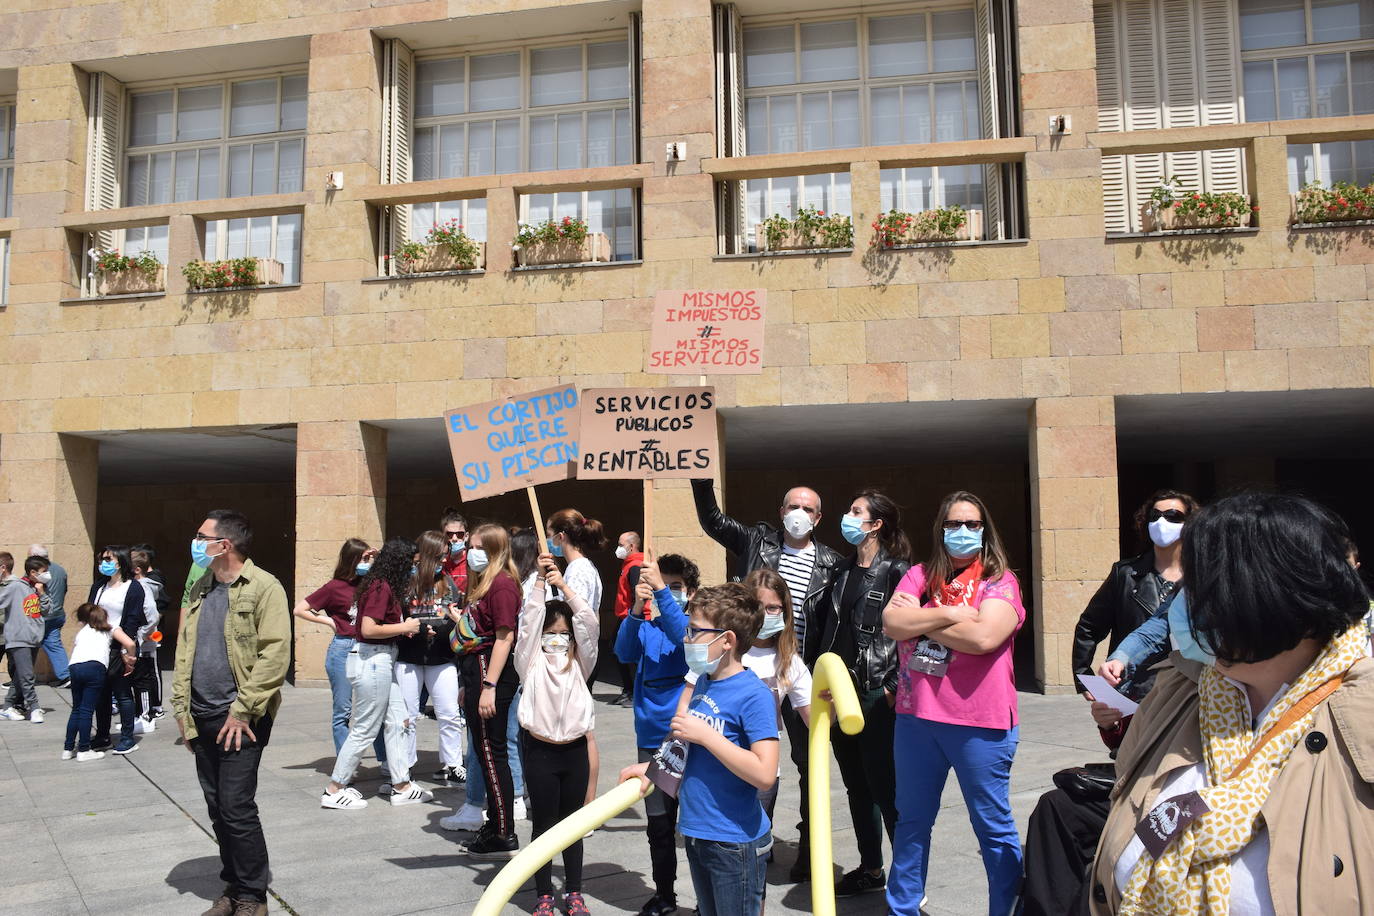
[121,69,308,208]
[0,100,14,219]
[517,186,640,262]
[412,32,635,178]
[0,235,9,306]
[203,211,305,285]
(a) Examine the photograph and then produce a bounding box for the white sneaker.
[321,786,368,809]
[61,749,75,760]
[390,784,434,807]
[29,709,44,724]
[440,802,486,831]
[0,708,24,721]
[76,750,105,762]
[133,716,155,734]
[514,796,528,821]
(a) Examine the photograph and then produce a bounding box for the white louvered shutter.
[379,38,414,274]
[1198,0,1245,194]
[1160,1,1202,204]
[975,0,1004,240]
[1096,2,1130,234]
[714,4,747,252]
[1122,0,1164,229]
[85,72,124,250]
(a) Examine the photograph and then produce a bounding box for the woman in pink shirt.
[882,490,1025,916]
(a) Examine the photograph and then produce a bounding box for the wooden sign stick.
[526,486,544,538]
[642,479,654,557]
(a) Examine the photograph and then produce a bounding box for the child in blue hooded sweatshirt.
[614,553,695,916]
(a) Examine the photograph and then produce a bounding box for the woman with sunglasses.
[1074,489,1199,700]
[882,491,1025,916]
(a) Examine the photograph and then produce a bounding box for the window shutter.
[85,71,124,250]
[1160,0,1203,204]
[1122,0,1164,229]
[1198,0,1244,194]
[629,13,643,165]
[1096,2,1131,234]
[379,38,414,274]
[975,0,1003,240]
[714,3,747,253]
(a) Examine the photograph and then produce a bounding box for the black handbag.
[1052,762,1117,803]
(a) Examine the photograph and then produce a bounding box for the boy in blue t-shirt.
[623,582,779,916]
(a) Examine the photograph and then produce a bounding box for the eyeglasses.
[761,604,785,615]
[1148,509,1188,524]
[192,532,223,541]
[942,520,984,531]
[686,625,726,641]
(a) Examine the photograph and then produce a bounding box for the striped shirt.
[776,544,817,644]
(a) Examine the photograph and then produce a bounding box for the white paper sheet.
[1076,674,1139,716]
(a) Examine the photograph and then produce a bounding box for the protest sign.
[577,387,718,480]
[647,289,765,374]
[443,384,580,501]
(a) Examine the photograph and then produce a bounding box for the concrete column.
[293,421,387,682]
[1029,397,1120,691]
[0,433,99,678]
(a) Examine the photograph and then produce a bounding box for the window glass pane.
[251,142,275,195]
[465,199,488,242]
[800,20,858,83]
[1239,0,1306,50]
[1354,138,1374,184]
[932,10,977,72]
[467,120,493,176]
[904,84,933,143]
[177,85,222,141]
[276,213,301,284]
[414,126,436,180]
[943,163,984,209]
[1353,50,1374,114]
[746,178,766,228]
[832,171,852,216]
[228,144,252,197]
[934,82,967,142]
[614,187,634,260]
[614,108,631,165]
[833,90,860,148]
[126,156,149,207]
[130,91,173,146]
[1315,54,1351,118]
[249,216,272,259]
[530,115,556,170]
[526,192,554,224]
[587,109,614,167]
[277,138,303,192]
[148,151,173,204]
[416,58,466,118]
[744,26,795,88]
[226,218,248,258]
[770,95,798,153]
[198,148,219,200]
[205,219,217,257]
[231,79,279,136]
[1277,57,1311,118]
[470,53,520,111]
[870,87,900,145]
[1322,139,1356,185]
[588,41,629,101]
[440,123,465,178]
[1288,142,1316,190]
[869,14,928,78]
[802,172,829,211]
[280,75,308,131]
[0,107,10,159]
[555,193,579,222]
[174,149,199,201]
[746,97,768,151]
[411,202,437,239]
[531,46,583,106]
[557,112,583,168]
[802,92,831,150]
[496,119,520,173]
[1244,61,1278,121]
[587,187,611,236]
[1313,0,1374,42]
[964,80,982,140]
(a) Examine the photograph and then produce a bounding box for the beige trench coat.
[1089,653,1374,915]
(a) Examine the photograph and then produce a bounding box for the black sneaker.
[461,829,519,860]
[54,677,71,688]
[788,857,810,883]
[431,765,465,784]
[835,867,886,897]
[636,893,678,916]
[90,737,112,752]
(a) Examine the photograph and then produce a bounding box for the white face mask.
[1148,518,1185,548]
[36,572,52,584]
[541,632,571,655]
[615,545,630,560]
[782,507,814,539]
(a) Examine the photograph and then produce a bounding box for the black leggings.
[461,652,518,837]
[523,731,590,896]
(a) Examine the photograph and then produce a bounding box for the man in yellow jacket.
[171,509,290,916]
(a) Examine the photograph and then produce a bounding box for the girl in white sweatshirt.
[514,554,599,916]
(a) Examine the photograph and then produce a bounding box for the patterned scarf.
[1119,624,1368,915]
[936,557,983,607]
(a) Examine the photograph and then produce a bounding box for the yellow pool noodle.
[809,652,867,916]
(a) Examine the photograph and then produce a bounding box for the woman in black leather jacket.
[814,488,912,898]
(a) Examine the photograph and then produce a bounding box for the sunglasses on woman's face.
[942,520,984,531]
[1148,509,1188,523]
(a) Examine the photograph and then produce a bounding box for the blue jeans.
[888,715,1022,916]
[42,615,70,681]
[465,684,525,805]
[65,660,105,751]
[684,833,769,916]
[323,636,385,763]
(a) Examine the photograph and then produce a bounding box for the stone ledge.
[362,269,485,283]
[1105,227,1261,241]
[59,291,167,304]
[714,248,853,260]
[511,259,642,272]
[186,283,303,294]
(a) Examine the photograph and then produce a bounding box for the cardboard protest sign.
[577,387,718,479]
[443,384,580,500]
[647,289,765,374]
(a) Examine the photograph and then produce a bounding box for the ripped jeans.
[329,642,415,788]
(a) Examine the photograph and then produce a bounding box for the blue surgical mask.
[449,541,465,556]
[757,613,785,639]
[684,633,725,677]
[667,586,687,607]
[547,537,565,558]
[355,562,371,576]
[98,559,117,577]
[467,548,489,572]
[840,514,869,546]
[189,538,219,568]
[943,526,983,559]
[1167,589,1215,666]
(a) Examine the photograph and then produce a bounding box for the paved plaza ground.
[0,679,1104,916]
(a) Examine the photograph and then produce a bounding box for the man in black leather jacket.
[690,477,842,881]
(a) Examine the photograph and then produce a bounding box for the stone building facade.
[1,0,1371,686]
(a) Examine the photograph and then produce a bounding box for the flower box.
[876,208,985,247]
[755,207,855,251]
[1140,204,1253,233]
[395,243,486,274]
[515,232,611,267]
[1291,190,1374,225]
[96,266,166,296]
[185,257,284,291]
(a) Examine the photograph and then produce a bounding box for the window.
[0,102,13,218]
[0,235,9,306]
[413,39,633,178]
[80,224,169,297]
[411,199,488,244]
[204,213,303,284]
[1239,0,1374,189]
[520,187,637,261]
[124,74,307,207]
[744,173,851,250]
